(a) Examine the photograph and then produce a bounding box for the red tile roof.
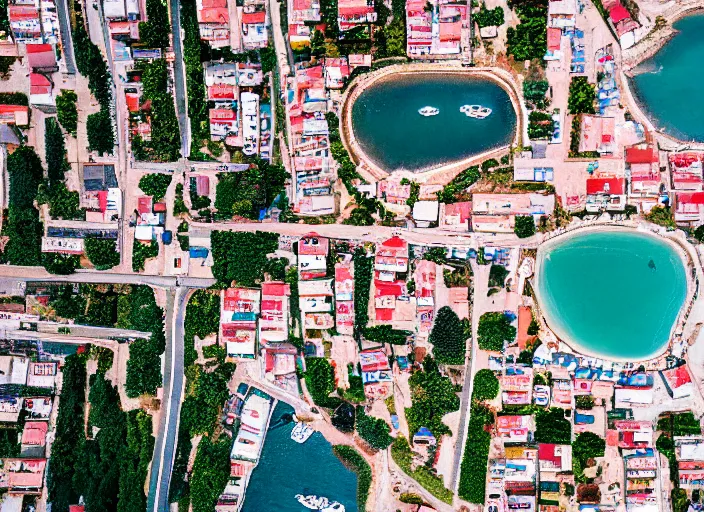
[242,11,266,24]
[262,282,291,297]
[547,27,561,51]
[586,176,624,195]
[678,192,704,205]
[625,147,657,164]
[609,4,630,24]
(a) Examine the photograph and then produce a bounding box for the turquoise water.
[242,402,359,512]
[630,14,704,141]
[351,73,516,172]
[535,231,687,360]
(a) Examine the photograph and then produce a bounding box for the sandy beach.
[533,223,696,363]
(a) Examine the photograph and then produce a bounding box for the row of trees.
[137,59,181,162]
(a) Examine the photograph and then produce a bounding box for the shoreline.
[339,63,526,184]
[533,224,692,363]
[619,7,704,146]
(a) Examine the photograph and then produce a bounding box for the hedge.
[458,405,493,503]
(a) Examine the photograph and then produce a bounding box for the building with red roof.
[609,4,629,24]
[585,175,626,213]
[627,146,661,201]
[337,0,376,31]
[612,420,652,449]
[8,4,41,43]
[538,444,572,472]
[0,105,29,126]
[241,1,268,50]
[675,191,704,226]
[440,201,471,230]
[221,288,260,361]
[26,44,58,72]
[259,281,290,343]
[29,73,53,107]
[196,0,230,47]
[659,365,693,399]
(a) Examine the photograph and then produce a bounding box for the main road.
[168,0,191,157]
[148,288,188,512]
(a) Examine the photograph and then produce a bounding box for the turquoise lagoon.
[350,73,516,172]
[630,14,704,141]
[535,231,687,360]
[242,402,359,512]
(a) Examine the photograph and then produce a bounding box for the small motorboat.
[291,422,315,444]
[418,106,439,116]
[460,104,492,118]
[322,502,346,512]
[295,495,330,510]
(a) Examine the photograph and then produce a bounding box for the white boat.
[291,422,315,444]
[418,106,439,116]
[460,104,492,119]
[295,494,330,510]
[322,502,346,512]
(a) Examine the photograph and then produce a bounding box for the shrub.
[575,395,594,410]
[528,110,555,140]
[472,369,499,402]
[646,205,676,229]
[657,411,701,436]
[573,432,605,472]
[391,436,454,504]
[474,3,504,27]
[132,241,159,272]
[514,215,536,238]
[477,312,516,351]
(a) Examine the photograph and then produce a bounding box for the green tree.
[514,215,536,238]
[210,231,280,286]
[428,306,466,364]
[477,312,516,351]
[4,206,42,266]
[304,357,338,408]
[507,7,547,62]
[8,145,43,208]
[472,369,499,402]
[87,110,114,154]
[139,173,172,200]
[56,90,78,136]
[535,407,571,443]
[568,76,596,114]
[125,336,163,397]
[355,407,393,450]
[405,357,460,437]
[85,236,121,270]
[573,432,605,469]
[138,0,171,49]
[190,437,231,512]
[45,117,71,182]
[44,182,83,220]
[458,405,493,503]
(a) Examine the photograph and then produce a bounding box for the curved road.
[148,288,189,512]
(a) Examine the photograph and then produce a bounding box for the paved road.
[148,288,187,512]
[0,266,215,288]
[189,220,526,247]
[55,0,76,74]
[168,0,191,157]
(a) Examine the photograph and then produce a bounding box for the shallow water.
[630,14,704,141]
[242,402,359,512]
[351,73,516,172]
[535,231,687,360]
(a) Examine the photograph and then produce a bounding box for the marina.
[350,72,516,172]
[534,230,687,361]
[241,402,358,512]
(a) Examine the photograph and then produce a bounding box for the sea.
[630,13,704,142]
[351,73,516,172]
[535,231,687,360]
[241,402,359,512]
